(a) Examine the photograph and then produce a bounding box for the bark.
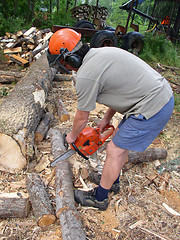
[56,161,86,240]
[34,112,53,142]
[0,70,24,84]
[54,73,76,82]
[99,143,167,163]
[48,128,66,159]
[128,148,167,163]
[0,53,57,172]
[26,173,56,227]
[0,192,30,218]
[49,128,86,238]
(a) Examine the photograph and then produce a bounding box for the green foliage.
[139,33,180,67]
[51,10,76,26]
[0,87,9,97]
[174,92,180,114]
[0,14,29,36]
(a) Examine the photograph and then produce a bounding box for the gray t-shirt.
[75,47,173,119]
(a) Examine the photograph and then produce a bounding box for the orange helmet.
[49,28,81,55]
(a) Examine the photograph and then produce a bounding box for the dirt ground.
[0,57,179,240]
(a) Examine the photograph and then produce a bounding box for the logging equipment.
[47,28,83,73]
[51,125,114,167]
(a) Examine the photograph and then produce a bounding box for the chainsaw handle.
[71,142,89,160]
[97,124,115,145]
[63,133,68,150]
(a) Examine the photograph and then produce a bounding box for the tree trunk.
[56,161,86,240]
[0,192,30,218]
[0,53,56,172]
[57,0,59,14]
[26,173,56,227]
[173,4,180,40]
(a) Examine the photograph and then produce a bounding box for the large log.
[26,173,56,227]
[56,161,86,240]
[0,192,30,218]
[49,128,86,239]
[0,53,57,172]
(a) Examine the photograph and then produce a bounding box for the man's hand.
[97,118,110,132]
[66,132,77,144]
[97,108,116,132]
[66,109,89,144]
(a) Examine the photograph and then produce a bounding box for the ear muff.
[65,54,82,69]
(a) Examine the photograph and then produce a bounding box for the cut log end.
[34,132,44,142]
[0,133,26,173]
[38,214,56,227]
[60,114,70,122]
[56,207,69,218]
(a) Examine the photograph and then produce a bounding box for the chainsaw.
[51,125,115,167]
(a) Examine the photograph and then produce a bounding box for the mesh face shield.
[47,41,83,74]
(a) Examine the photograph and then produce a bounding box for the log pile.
[0,27,53,67]
[71,4,108,21]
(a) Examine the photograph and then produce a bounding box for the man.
[48,28,174,211]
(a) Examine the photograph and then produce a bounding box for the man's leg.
[100,141,128,189]
[74,141,128,210]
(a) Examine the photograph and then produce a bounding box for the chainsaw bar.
[50,149,76,167]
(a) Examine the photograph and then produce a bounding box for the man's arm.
[97,108,116,132]
[66,109,89,144]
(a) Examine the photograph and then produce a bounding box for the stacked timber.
[71,4,108,21]
[0,27,53,67]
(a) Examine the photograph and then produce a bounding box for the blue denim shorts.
[112,95,174,152]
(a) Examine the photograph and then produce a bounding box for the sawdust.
[0,61,179,240]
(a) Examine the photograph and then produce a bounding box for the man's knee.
[106,140,128,159]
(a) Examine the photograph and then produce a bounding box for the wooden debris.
[55,160,86,240]
[0,27,53,67]
[156,156,180,173]
[162,203,180,216]
[56,98,70,122]
[0,192,30,218]
[35,112,53,142]
[35,155,50,173]
[23,27,37,37]
[71,4,108,22]
[10,54,29,67]
[44,168,56,187]
[4,47,22,54]
[26,173,56,227]
[138,226,171,240]
[54,73,76,82]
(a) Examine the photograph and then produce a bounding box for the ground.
[0,56,179,240]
